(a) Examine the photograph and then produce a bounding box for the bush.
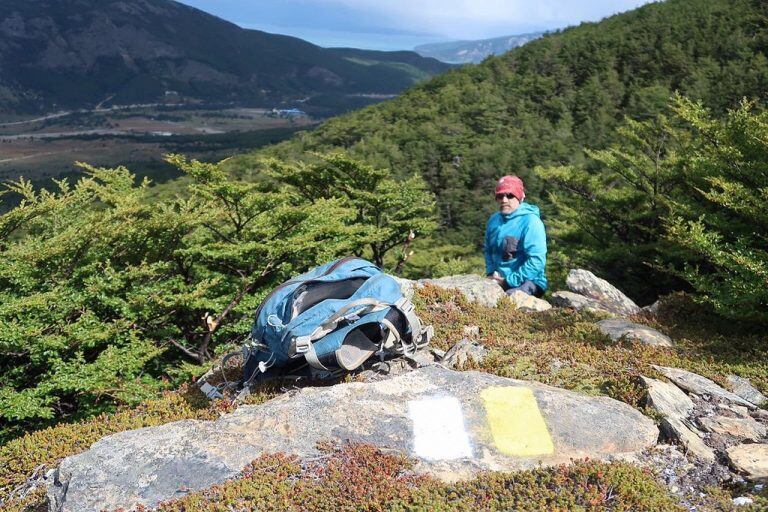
[0,152,406,438]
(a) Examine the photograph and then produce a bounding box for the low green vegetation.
[2,285,765,511]
[157,444,684,512]
[0,153,435,441]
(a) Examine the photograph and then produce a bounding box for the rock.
[733,496,754,506]
[48,366,659,512]
[550,291,613,314]
[507,290,552,312]
[727,376,768,407]
[699,416,767,441]
[565,269,641,316]
[643,376,694,420]
[441,338,487,369]
[596,318,673,347]
[642,300,661,316]
[641,376,715,462]
[653,366,757,409]
[418,274,506,307]
[752,409,768,421]
[726,444,768,481]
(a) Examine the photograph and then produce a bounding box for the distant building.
[271,108,307,118]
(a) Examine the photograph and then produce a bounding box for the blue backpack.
[242,257,432,383]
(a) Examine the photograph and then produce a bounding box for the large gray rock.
[550,290,613,314]
[596,318,673,347]
[642,376,715,461]
[566,269,641,316]
[653,366,757,409]
[48,366,658,512]
[727,375,768,407]
[417,274,506,307]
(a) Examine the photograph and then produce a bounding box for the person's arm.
[504,218,546,288]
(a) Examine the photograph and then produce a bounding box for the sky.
[177,0,656,51]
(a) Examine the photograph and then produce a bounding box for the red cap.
[495,175,525,201]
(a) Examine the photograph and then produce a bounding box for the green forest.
[1,2,767,504]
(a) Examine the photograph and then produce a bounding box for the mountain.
[0,0,451,114]
[246,0,766,233]
[414,33,543,64]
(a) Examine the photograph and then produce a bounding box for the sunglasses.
[495,193,517,201]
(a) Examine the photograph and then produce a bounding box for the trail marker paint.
[408,396,473,460]
[481,386,554,456]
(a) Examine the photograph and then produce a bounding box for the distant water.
[240,23,448,51]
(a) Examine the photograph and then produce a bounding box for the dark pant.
[504,280,544,298]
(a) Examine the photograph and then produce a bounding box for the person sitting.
[484,175,547,297]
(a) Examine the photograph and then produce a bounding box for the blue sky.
[177,0,655,50]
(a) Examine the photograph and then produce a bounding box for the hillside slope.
[233,0,767,240]
[0,0,451,113]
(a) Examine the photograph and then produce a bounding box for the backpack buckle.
[293,335,311,355]
[395,296,414,314]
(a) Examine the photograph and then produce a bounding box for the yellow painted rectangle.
[481,386,554,457]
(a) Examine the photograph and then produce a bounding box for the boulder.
[48,366,659,512]
[596,318,673,347]
[565,269,641,316]
[642,376,715,461]
[653,366,757,409]
[727,376,768,407]
[550,290,613,314]
[507,290,552,312]
[699,416,767,441]
[726,444,768,482]
[418,274,506,307]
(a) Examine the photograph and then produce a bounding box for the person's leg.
[506,280,544,298]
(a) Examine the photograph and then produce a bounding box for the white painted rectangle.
[408,396,473,461]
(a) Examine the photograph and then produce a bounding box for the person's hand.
[487,272,505,285]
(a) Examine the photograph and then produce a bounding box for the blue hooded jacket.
[484,202,547,291]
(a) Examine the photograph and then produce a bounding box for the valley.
[0,105,315,188]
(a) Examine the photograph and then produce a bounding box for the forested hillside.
[230,0,767,301]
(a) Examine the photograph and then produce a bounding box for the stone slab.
[726,444,768,482]
[597,318,673,347]
[566,269,640,316]
[653,366,757,409]
[48,366,659,512]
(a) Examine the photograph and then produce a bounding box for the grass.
[2,286,766,511]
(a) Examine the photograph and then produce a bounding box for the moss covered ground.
[2,286,766,511]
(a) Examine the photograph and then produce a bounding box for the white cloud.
[309,0,655,38]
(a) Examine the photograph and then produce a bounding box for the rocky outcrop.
[507,290,552,312]
[418,274,506,307]
[643,368,768,479]
[642,376,715,461]
[653,366,758,409]
[727,375,768,407]
[47,366,658,512]
[550,290,612,314]
[397,274,507,308]
[596,318,673,347]
[552,269,641,317]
